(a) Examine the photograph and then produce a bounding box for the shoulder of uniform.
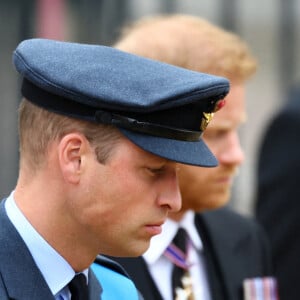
[93,255,130,277]
[91,255,141,300]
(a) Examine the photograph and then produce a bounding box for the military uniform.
[0,38,229,299]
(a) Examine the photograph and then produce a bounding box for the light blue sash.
[91,262,139,300]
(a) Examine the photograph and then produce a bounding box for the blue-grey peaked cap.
[13,38,230,167]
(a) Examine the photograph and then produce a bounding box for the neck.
[14,174,97,272]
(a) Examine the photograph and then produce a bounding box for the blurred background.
[1,0,299,215]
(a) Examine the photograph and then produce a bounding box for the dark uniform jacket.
[0,200,140,300]
[256,86,300,300]
[113,207,273,300]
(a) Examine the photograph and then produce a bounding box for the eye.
[146,166,165,175]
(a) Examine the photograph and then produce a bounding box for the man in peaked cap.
[110,14,275,300]
[0,38,228,300]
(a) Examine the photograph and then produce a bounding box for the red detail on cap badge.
[214,99,226,112]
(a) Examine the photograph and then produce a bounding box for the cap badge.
[200,112,214,131]
[200,99,226,131]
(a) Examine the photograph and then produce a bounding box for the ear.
[58,133,89,184]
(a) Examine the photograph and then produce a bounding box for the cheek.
[94,169,149,219]
[179,168,215,207]
[179,167,210,189]
[80,160,157,230]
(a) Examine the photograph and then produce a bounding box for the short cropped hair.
[18,99,122,171]
[115,14,257,83]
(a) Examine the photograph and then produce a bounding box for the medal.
[175,272,195,300]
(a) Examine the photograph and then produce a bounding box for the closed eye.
[146,166,165,175]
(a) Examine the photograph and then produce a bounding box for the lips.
[145,221,165,236]
[217,176,233,184]
[216,169,238,184]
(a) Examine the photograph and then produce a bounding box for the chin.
[123,241,151,257]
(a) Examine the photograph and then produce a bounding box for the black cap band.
[21,79,202,141]
[95,110,202,141]
[21,78,98,121]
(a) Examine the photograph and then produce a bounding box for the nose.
[157,168,182,212]
[218,131,245,166]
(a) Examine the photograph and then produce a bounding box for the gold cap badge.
[200,99,226,131]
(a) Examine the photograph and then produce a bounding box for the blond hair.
[18,99,122,172]
[115,14,257,83]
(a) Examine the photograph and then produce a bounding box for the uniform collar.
[5,192,88,295]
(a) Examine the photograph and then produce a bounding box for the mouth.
[217,176,233,184]
[217,171,237,185]
[145,221,164,236]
